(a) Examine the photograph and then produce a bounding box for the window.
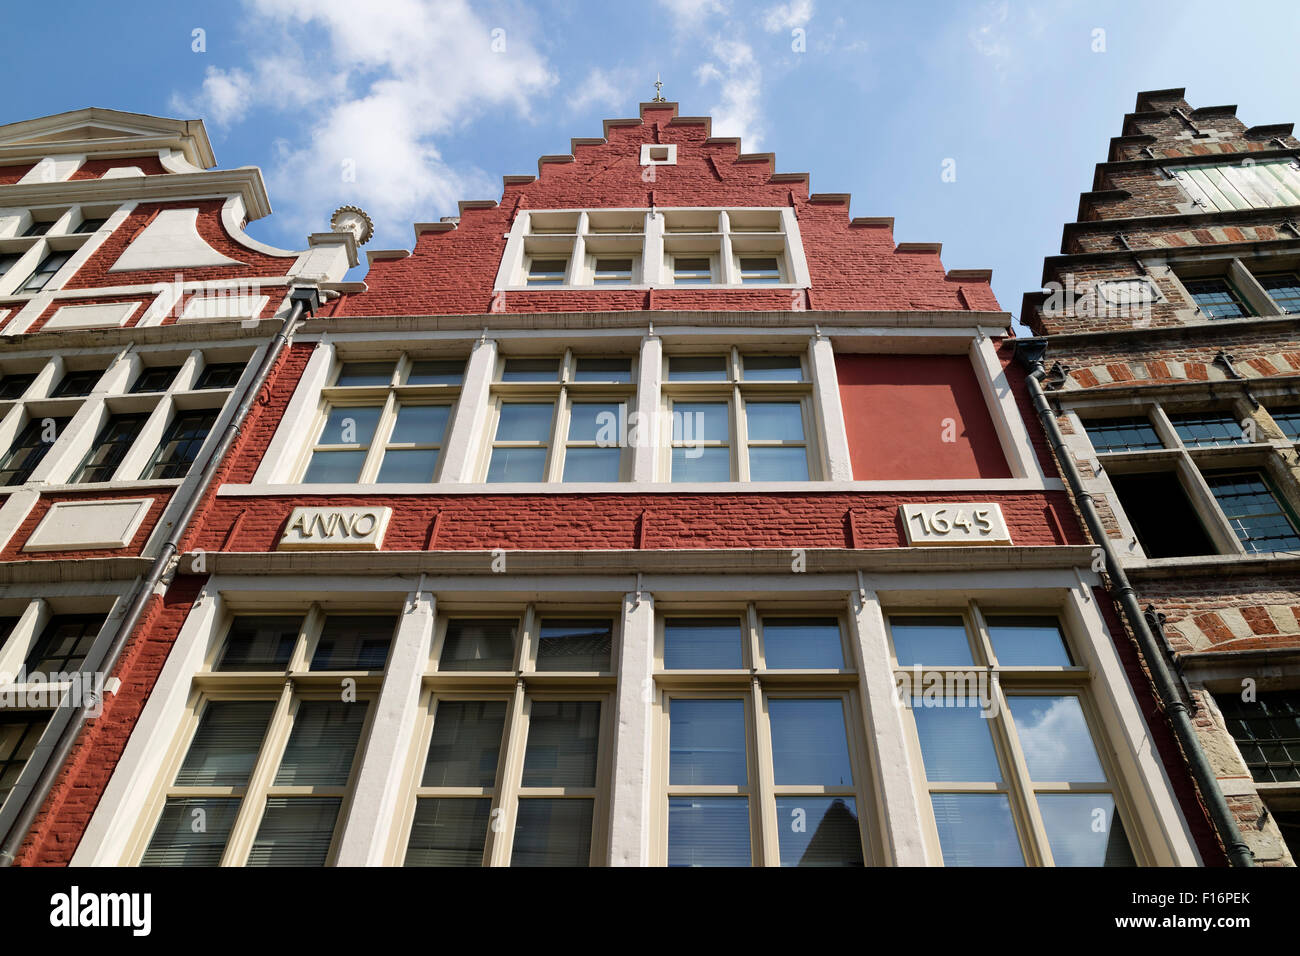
[889,611,1135,867]
[0,253,23,281]
[51,368,103,398]
[73,218,107,234]
[671,256,713,286]
[194,362,246,390]
[403,611,613,866]
[136,612,392,866]
[664,350,813,482]
[0,373,37,400]
[1259,274,1300,314]
[20,251,71,292]
[485,353,634,483]
[0,712,52,811]
[526,259,567,286]
[1170,160,1300,212]
[0,416,69,486]
[1216,691,1300,783]
[21,220,52,237]
[659,611,865,866]
[24,614,104,674]
[1270,406,1300,441]
[1168,411,1246,447]
[1203,471,1300,553]
[130,366,180,394]
[1084,416,1163,453]
[592,257,634,284]
[301,356,463,484]
[738,256,782,285]
[141,410,218,480]
[1183,278,1251,319]
[1109,472,1216,558]
[73,413,147,483]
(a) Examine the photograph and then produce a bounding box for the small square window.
[310,615,395,670]
[130,365,181,394]
[1183,277,1251,319]
[334,362,394,387]
[639,144,677,165]
[500,358,560,382]
[573,358,633,383]
[668,356,728,382]
[195,362,246,390]
[406,360,464,385]
[593,258,634,284]
[1168,411,1244,447]
[0,373,36,400]
[742,355,802,382]
[74,218,107,234]
[21,220,53,238]
[1083,416,1163,453]
[216,616,302,671]
[51,369,103,398]
[1259,273,1300,314]
[739,256,782,285]
[21,251,72,292]
[673,257,713,285]
[527,259,568,285]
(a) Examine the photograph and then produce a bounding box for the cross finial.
[653,73,665,102]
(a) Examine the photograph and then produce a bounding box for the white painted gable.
[109,208,243,271]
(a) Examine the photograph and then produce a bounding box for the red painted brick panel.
[1,490,173,560]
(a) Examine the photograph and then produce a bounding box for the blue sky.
[5,0,1299,323]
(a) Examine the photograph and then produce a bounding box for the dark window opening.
[1108,472,1216,558]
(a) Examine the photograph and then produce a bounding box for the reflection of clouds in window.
[1007,696,1105,781]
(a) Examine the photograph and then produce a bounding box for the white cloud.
[696,37,764,149]
[568,67,635,114]
[171,0,555,247]
[657,0,729,29]
[969,0,1011,61]
[762,0,813,32]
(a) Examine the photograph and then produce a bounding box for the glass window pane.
[494,402,553,441]
[769,699,854,786]
[1168,411,1243,447]
[376,447,440,482]
[216,616,300,671]
[929,793,1024,866]
[1084,416,1163,453]
[0,712,49,806]
[389,404,450,444]
[141,797,241,867]
[889,616,973,666]
[746,402,803,440]
[664,618,743,669]
[526,261,567,285]
[423,700,506,788]
[749,447,809,481]
[668,797,750,866]
[574,358,632,382]
[668,356,727,381]
[671,446,730,482]
[521,700,600,787]
[273,701,367,786]
[912,702,1002,781]
[762,617,844,669]
[440,619,516,671]
[1037,793,1135,866]
[536,619,612,671]
[175,701,274,787]
[246,797,341,866]
[567,402,620,443]
[510,798,593,866]
[673,258,713,285]
[316,405,381,446]
[743,355,802,381]
[1205,471,1300,553]
[672,401,728,441]
[501,359,560,382]
[669,698,747,785]
[487,446,547,482]
[562,447,620,482]
[310,616,394,670]
[1006,696,1106,782]
[335,362,394,387]
[407,360,463,385]
[130,365,181,394]
[405,798,490,866]
[302,449,367,483]
[775,796,863,867]
[985,615,1072,667]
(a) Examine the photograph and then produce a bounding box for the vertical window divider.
[731,351,748,481]
[548,384,569,482]
[749,676,779,866]
[358,391,398,483]
[220,681,297,866]
[990,676,1052,867]
[488,679,530,866]
[292,606,326,672]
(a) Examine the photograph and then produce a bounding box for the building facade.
[1,101,1217,866]
[1023,88,1300,866]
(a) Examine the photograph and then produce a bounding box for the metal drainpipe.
[1014,340,1254,867]
[0,285,321,866]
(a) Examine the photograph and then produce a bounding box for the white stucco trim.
[252,337,335,484]
[607,591,655,865]
[810,335,853,481]
[334,588,436,865]
[630,336,661,483]
[970,334,1044,481]
[109,208,243,272]
[439,337,497,483]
